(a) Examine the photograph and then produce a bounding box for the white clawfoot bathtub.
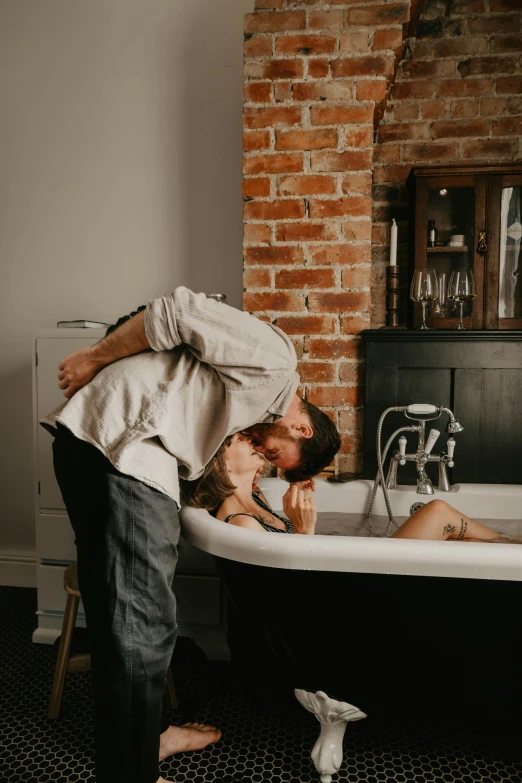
[181,477,522,758]
[180,478,522,582]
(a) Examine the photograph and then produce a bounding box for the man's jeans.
[52,424,180,783]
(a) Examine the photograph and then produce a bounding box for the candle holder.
[383,265,401,328]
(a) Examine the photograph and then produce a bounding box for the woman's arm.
[282,484,316,535]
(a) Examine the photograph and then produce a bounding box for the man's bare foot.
[159,722,222,762]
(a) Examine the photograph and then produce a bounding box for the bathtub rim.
[180,480,522,583]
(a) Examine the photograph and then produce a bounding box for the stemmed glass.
[447,269,476,330]
[410,269,439,330]
[436,271,450,317]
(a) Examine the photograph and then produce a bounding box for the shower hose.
[364,407,420,538]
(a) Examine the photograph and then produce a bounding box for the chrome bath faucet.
[386,406,464,495]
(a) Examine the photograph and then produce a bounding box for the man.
[41,287,341,783]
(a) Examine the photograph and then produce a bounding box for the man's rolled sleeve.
[145,287,296,386]
[145,295,182,352]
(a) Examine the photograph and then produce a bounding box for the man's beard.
[243,422,296,479]
[242,421,295,447]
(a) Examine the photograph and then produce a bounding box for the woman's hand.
[282,483,316,535]
[57,346,103,399]
[290,478,316,493]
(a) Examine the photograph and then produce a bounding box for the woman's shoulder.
[225,513,262,531]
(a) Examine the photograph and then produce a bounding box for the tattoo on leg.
[456,518,468,540]
[443,523,456,537]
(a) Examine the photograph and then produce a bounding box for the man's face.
[242,422,302,472]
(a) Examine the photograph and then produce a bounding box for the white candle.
[389,218,398,266]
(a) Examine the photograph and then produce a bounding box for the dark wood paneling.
[363,367,398,479]
[453,369,482,483]
[481,369,522,484]
[362,330,522,484]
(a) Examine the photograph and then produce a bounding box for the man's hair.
[283,398,341,483]
[184,400,341,507]
[181,437,236,510]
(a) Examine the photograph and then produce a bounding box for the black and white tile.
[1,586,521,783]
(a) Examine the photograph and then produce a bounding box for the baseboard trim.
[0,551,37,587]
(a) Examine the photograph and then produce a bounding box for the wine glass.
[447,269,476,330]
[435,271,450,317]
[410,269,439,330]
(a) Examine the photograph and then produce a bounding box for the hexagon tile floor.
[2,586,522,783]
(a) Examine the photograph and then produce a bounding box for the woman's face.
[224,432,265,479]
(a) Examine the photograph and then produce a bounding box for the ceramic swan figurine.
[295,689,367,783]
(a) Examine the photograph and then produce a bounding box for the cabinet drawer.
[37,564,84,615]
[174,575,222,627]
[36,513,76,561]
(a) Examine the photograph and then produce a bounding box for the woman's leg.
[392,499,519,542]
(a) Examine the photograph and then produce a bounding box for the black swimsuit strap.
[223,493,294,534]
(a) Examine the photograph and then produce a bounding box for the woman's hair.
[105,305,147,336]
[181,436,237,510]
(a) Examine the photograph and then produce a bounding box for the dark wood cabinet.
[408,163,522,330]
[362,330,522,485]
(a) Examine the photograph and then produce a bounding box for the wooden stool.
[49,562,178,719]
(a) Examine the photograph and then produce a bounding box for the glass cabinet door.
[489,176,522,329]
[412,174,486,329]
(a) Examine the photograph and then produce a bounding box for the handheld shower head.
[439,407,464,433]
[447,418,464,434]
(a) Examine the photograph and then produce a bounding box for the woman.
[183,433,521,544]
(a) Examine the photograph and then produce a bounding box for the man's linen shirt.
[40,287,299,506]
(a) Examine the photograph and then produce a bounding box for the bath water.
[312,512,522,539]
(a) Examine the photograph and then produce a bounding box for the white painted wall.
[0,0,253,564]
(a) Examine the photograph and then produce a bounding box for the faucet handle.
[398,435,407,465]
[425,428,440,455]
[447,437,456,467]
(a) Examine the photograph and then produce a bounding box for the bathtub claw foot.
[295,689,366,783]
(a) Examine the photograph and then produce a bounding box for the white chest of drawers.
[32,329,228,660]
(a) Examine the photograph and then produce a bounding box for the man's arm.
[58,286,297,398]
[145,287,297,386]
[58,311,150,398]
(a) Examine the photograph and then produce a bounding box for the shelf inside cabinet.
[427,246,469,253]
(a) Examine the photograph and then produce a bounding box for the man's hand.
[282,484,316,535]
[57,310,151,399]
[58,346,103,399]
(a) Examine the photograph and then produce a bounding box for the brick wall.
[373,0,522,325]
[242,0,522,475]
